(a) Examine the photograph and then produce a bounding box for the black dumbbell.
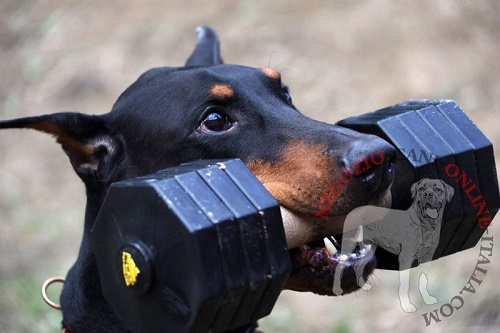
[92,159,291,333]
[337,99,499,269]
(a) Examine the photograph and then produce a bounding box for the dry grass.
[0,1,499,332]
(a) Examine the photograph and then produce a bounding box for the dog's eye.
[199,110,232,132]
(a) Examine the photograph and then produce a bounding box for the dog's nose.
[424,191,435,198]
[343,137,396,193]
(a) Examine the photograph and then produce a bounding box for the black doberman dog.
[0,26,395,332]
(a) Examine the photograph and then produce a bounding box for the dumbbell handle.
[281,206,360,249]
[280,207,341,249]
[281,204,393,249]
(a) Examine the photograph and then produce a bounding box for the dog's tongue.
[425,207,438,219]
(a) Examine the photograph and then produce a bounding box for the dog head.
[411,178,454,221]
[0,26,396,330]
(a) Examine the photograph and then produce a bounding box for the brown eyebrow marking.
[263,68,281,80]
[210,84,234,100]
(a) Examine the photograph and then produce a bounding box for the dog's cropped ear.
[185,26,223,67]
[410,180,422,199]
[0,112,121,183]
[440,180,455,202]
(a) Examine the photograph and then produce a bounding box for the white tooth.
[339,254,348,261]
[323,237,337,256]
[365,244,372,252]
[359,248,367,256]
[354,226,363,243]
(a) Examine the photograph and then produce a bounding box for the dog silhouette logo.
[333,178,454,312]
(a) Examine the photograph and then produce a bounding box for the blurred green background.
[0,1,499,332]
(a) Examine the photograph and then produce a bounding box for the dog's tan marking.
[247,141,333,216]
[248,140,393,224]
[28,121,98,169]
[29,122,96,156]
[210,84,234,100]
[262,68,281,80]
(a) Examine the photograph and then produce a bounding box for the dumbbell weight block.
[178,161,270,329]
[339,101,464,266]
[157,162,270,330]
[161,159,292,327]
[379,100,499,254]
[92,159,291,333]
[337,100,499,269]
[92,174,224,333]
[157,165,248,332]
